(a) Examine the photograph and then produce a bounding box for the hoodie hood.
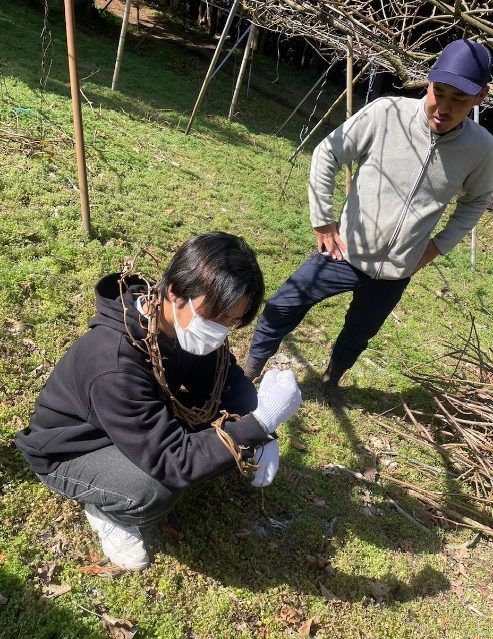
[89,273,177,360]
[88,273,150,341]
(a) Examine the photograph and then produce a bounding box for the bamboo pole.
[63,0,91,237]
[345,36,353,195]
[111,0,132,91]
[289,62,371,163]
[228,24,256,123]
[185,0,241,135]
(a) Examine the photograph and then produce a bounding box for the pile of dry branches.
[241,1,493,89]
[377,321,493,537]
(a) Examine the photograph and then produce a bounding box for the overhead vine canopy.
[233,1,493,88]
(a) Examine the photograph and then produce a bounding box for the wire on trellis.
[299,68,329,143]
[209,24,251,82]
[365,65,378,105]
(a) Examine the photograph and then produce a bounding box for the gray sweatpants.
[37,445,182,527]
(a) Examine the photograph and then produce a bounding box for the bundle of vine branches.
[372,321,493,536]
[397,321,493,535]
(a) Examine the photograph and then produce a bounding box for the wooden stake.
[111,0,132,91]
[63,0,91,237]
[185,0,241,135]
[228,23,256,123]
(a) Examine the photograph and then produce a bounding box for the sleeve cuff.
[223,412,276,457]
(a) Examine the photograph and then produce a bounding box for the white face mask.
[172,299,231,356]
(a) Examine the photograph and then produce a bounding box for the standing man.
[16,233,301,570]
[244,39,493,406]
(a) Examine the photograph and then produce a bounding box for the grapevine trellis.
[240,0,493,88]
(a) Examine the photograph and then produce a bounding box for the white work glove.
[252,369,302,433]
[251,439,280,487]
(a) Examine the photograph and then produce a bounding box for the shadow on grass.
[2,431,450,608]
[157,457,449,605]
[146,365,452,604]
[2,414,459,614]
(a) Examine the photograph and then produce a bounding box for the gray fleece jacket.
[309,96,493,279]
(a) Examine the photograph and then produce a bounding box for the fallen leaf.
[299,617,316,637]
[280,604,302,624]
[5,318,23,335]
[37,561,58,584]
[31,362,50,378]
[362,467,378,482]
[0,594,8,605]
[88,549,104,563]
[102,614,138,639]
[455,545,470,561]
[319,583,339,602]
[79,564,124,577]
[288,435,307,452]
[22,338,43,353]
[369,436,391,451]
[38,583,71,603]
[0,552,5,565]
[450,578,465,598]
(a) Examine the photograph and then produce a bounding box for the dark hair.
[158,232,264,328]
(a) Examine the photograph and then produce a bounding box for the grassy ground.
[1,2,493,638]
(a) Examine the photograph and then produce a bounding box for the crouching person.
[15,233,301,570]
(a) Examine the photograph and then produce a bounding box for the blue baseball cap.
[428,39,491,95]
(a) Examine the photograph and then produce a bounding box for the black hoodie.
[15,274,271,489]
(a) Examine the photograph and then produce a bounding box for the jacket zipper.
[375,134,438,279]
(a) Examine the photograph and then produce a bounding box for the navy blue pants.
[249,253,410,371]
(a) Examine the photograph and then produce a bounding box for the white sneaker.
[84,504,149,570]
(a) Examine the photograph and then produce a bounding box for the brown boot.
[321,359,347,409]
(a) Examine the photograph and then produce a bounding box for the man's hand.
[314,222,347,260]
[413,240,441,274]
[251,439,279,487]
[252,369,302,433]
